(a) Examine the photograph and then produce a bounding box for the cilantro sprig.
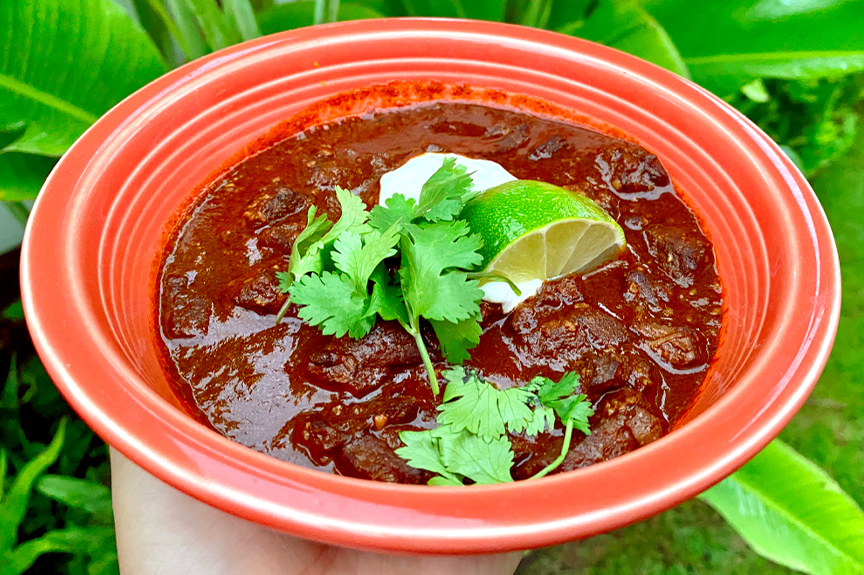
[395,368,594,485]
[276,158,507,395]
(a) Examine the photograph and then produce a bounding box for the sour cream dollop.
[378,153,540,312]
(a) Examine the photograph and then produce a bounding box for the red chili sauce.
[157,100,723,483]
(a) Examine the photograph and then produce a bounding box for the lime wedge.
[461,180,626,282]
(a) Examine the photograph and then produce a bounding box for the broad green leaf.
[184,0,243,50]
[699,439,864,574]
[400,0,504,20]
[519,0,553,28]
[0,0,166,156]
[0,526,116,575]
[36,475,113,522]
[165,0,208,60]
[0,153,55,201]
[645,0,864,94]
[554,1,690,78]
[224,0,261,41]
[0,419,66,551]
[131,0,176,62]
[257,2,384,35]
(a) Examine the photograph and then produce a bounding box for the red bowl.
[21,19,840,553]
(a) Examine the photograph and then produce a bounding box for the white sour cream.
[378,153,540,312]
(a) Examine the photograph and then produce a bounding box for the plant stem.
[274,296,291,323]
[528,418,573,480]
[403,320,439,397]
[7,202,30,227]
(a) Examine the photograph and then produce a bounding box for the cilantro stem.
[403,320,440,397]
[528,418,573,480]
[275,297,291,324]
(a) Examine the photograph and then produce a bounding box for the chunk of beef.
[231,265,285,315]
[162,275,211,338]
[336,433,431,484]
[485,123,529,151]
[257,219,306,253]
[559,388,664,471]
[290,419,352,459]
[243,186,308,228]
[625,270,671,314]
[307,322,422,397]
[633,318,705,370]
[529,134,564,160]
[643,224,710,288]
[596,147,670,197]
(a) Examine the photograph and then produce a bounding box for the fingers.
[110,450,523,575]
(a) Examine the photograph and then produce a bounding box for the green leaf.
[368,265,410,324]
[519,0,553,28]
[437,371,505,441]
[223,0,261,42]
[286,206,331,283]
[183,0,243,51]
[0,419,66,551]
[700,439,864,575]
[256,1,385,35]
[437,431,514,485]
[394,430,452,477]
[413,157,475,222]
[0,0,167,156]
[320,186,370,244]
[1,300,23,321]
[332,226,400,293]
[1,526,116,575]
[165,0,208,60]
[401,0,504,20]
[369,193,416,232]
[289,272,373,338]
[36,475,113,521]
[496,386,537,434]
[645,0,864,94]
[429,315,482,363]
[554,0,690,78]
[0,153,55,201]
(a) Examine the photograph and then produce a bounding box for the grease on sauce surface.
[157,100,722,483]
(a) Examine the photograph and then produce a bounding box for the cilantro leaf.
[289,272,374,338]
[429,316,482,364]
[524,404,556,437]
[394,430,453,478]
[403,221,484,270]
[497,386,537,435]
[437,431,514,485]
[331,225,400,293]
[399,223,484,323]
[437,370,505,441]
[285,206,331,286]
[369,193,416,231]
[533,372,580,404]
[368,265,410,324]
[423,272,484,323]
[413,157,475,222]
[320,186,370,243]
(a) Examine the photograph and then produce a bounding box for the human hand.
[110,449,524,575]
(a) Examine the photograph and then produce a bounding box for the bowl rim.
[20,18,841,553]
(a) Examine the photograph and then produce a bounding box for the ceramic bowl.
[21,19,840,553]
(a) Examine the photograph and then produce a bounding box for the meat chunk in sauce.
[157,98,722,484]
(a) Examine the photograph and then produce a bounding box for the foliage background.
[1,0,862,573]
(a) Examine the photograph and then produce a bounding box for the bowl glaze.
[21,19,840,553]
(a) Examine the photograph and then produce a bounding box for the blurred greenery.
[1,0,863,573]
